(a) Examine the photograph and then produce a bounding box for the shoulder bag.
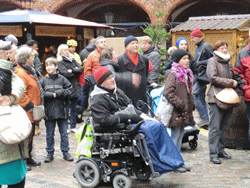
[197,44,210,84]
[0,104,32,144]
[155,94,174,127]
[33,105,46,121]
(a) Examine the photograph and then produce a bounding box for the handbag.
[197,64,210,84]
[33,105,46,121]
[197,44,210,84]
[155,94,174,127]
[215,88,240,111]
[0,104,32,144]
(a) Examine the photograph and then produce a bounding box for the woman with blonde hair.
[57,44,83,133]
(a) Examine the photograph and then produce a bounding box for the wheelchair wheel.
[74,159,100,188]
[113,174,132,188]
[135,166,151,181]
[189,139,198,150]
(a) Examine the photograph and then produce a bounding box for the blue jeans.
[193,82,209,121]
[70,98,78,129]
[245,101,250,143]
[170,127,185,152]
[45,119,69,154]
[78,84,90,111]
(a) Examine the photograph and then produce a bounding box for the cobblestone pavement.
[20,112,250,188]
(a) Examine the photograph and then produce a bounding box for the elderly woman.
[0,40,27,188]
[57,44,83,133]
[14,46,42,170]
[206,41,238,164]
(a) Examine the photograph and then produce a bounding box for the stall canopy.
[0,9,110,28]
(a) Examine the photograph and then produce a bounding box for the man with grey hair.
[84,36,106,75]
[81,36,106,112]
[6,44,18,70]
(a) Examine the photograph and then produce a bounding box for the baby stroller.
[148,86,200,150]
[74,117,161,188]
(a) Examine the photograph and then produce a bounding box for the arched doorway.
[169,0,250,22]
[53,0,150,37]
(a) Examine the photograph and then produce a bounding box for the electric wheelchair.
[74,117,160,188]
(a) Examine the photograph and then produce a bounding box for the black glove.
[118,113,142,124]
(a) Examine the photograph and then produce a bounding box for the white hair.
[57,44,68,61]
[96,36,105,44]
[16,46,32,64]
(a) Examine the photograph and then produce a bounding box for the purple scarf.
[171,62,193,93]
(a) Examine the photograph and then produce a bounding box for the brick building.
[2,0,250,54]
[3,0,250,24]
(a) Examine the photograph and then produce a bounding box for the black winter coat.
[193,39,213,83]
[90,87,142,129]
[57,56,83,99]
[79,43,97,62]
[41,73,73,120]
[117,52,149,107]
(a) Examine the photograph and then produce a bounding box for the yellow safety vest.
[75,123,93,157]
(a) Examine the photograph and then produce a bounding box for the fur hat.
[190,28,202,37]
[124,35,138,48]
[171,49,190,63]
[94,66,113,86]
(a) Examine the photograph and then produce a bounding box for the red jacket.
[234,43,250,101]
[84,49,101,76]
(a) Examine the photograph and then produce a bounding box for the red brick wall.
[9,0,185,24]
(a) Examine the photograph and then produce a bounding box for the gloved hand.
[118,113,142,124]
[140,113,158,122]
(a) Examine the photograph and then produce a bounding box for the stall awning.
[0,9,111,28]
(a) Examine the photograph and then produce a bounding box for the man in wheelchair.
[89,67,190,174]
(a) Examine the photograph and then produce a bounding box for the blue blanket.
[135,121,184,174]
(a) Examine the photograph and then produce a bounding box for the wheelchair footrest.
[151,172,160,178]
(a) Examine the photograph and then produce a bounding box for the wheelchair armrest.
[94,123,126,133]
[121,120,144,136]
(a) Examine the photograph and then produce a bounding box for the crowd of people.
[1,27,250,187]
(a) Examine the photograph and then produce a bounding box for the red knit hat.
[94,66,113,86]
[191,28,202,37]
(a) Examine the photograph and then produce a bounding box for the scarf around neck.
[171,62,194,93]
[18,63,44,103]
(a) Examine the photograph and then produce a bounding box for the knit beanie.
[190,28,202,37]
[124,35,138,48]
[172,49,190,63]
[94,66,113,86]
[4,34,18,44]
[176,37,188,48]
